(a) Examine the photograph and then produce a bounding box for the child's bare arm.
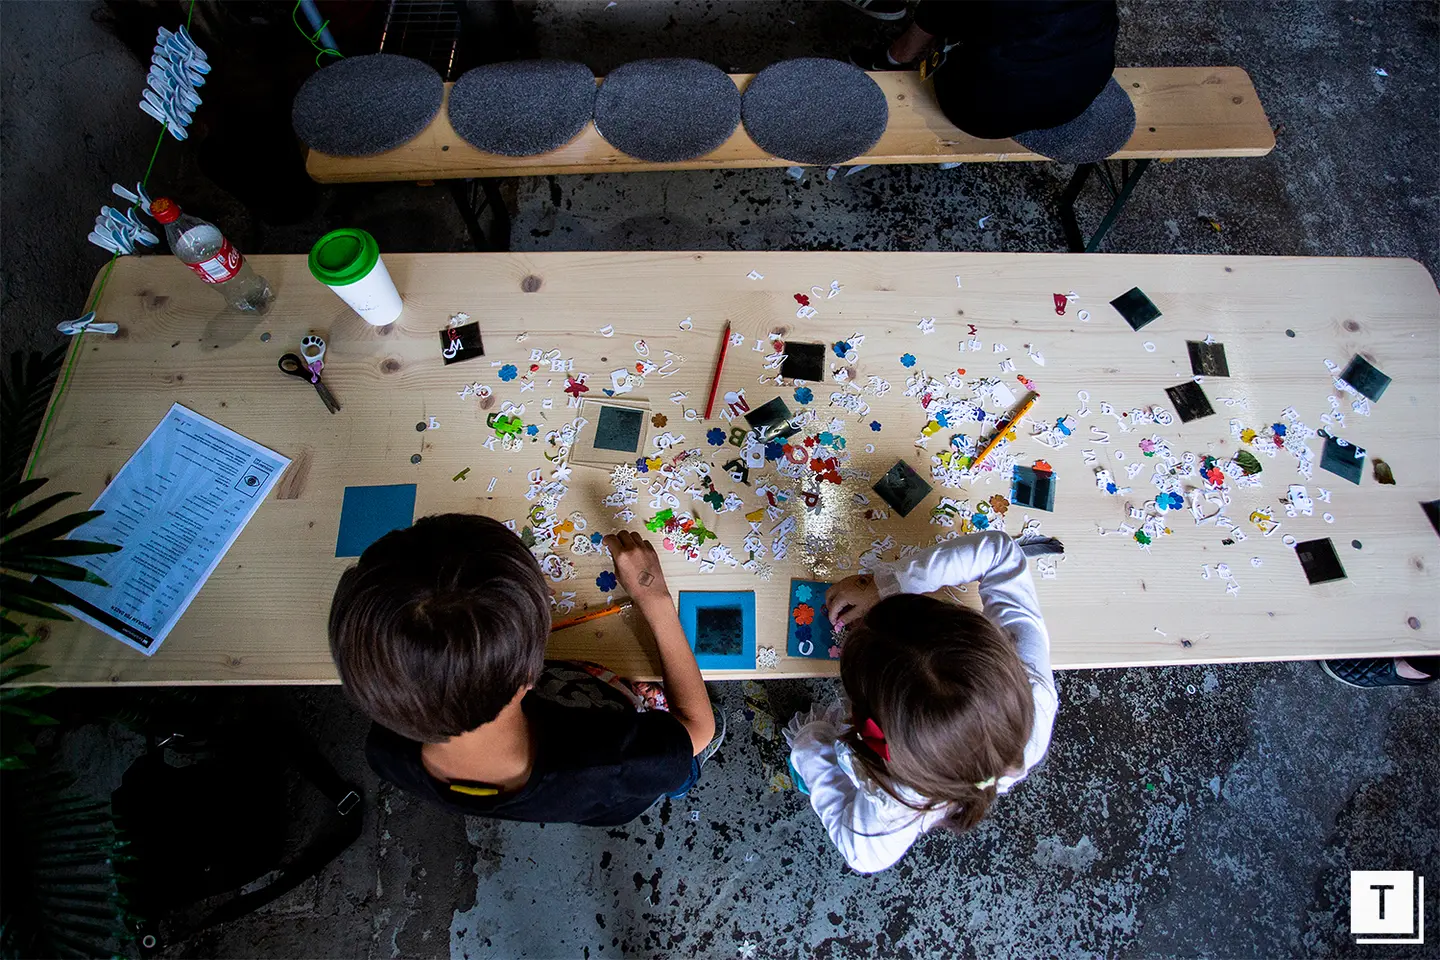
[604,531,715,755]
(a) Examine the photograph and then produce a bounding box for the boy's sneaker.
[850,41,914,72]
[1320,658,1437,688]
[697,703,727,768]
[838,0,910,21]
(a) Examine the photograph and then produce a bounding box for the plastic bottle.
[149,197,273,313]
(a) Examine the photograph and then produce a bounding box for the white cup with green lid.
[308,228,402,326]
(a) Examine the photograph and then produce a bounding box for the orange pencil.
[551,602,631,633]
[971,392,1039,471]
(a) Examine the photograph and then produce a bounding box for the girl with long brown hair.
[786,531,1058,872]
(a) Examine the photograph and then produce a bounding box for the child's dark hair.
[327,513,551,743]
[839,594,1034,833]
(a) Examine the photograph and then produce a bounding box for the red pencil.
[703,321,732,419]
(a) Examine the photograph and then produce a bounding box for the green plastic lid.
[309,228,379,286]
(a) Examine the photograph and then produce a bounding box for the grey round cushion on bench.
[1012,77,1137,164]
[292,54,443,157]
[594,59,740,163]
[448,60,597,156]
[741,58,888,166]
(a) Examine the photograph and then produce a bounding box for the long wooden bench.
[305,66,1274,253]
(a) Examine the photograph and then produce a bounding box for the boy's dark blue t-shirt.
[365,694,694,826]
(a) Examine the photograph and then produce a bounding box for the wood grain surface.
[21,251,1438,685]
[305,67,1275,183]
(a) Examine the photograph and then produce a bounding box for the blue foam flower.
[525,424,539,436]
[1105,482,1119,495]
[795,624,812,642]
[972,513,990,530]
[765,440,785,461]
[596,570,618,592]
[707,427,726,446]
[635,457,649,473]
[900,353,916,368]
[935,411,951,428]
[498,364,518,382]
[1272,423,1287,437]
[794,386,814,405]
[833,340,852,358]
[870,421,882,432]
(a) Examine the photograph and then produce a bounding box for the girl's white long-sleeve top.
[787,531,1059,874]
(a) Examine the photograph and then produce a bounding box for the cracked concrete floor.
[4,0,1437,957]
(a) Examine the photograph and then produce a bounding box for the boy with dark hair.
[329,515,719,825]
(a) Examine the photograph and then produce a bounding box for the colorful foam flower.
[590,532,604,544]
[972,512,990,529]
[795,624,811,643]
[1138,438,1157,455]
[870,421,882,432]
[498,364,518,382]
[525,424,539,436]
[935,411,951,427]
[596,570,618,591]
[900,353,917,368]
[794,386,814,404]
[706,427,726,445]
[833,340,852,357]
[793,603,815,626]
[765,440,785,460]
[828,645,842,660]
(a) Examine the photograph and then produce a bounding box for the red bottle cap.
[149,197,180,224]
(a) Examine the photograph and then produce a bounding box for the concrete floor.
[3,1,1438,958]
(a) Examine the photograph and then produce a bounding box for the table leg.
[1057,158,1153,253]
[447,178,512,252]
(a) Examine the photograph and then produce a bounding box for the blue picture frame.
[677,591,756,670]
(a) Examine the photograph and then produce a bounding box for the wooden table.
[304,68,1274,183]
[22,252,1439,685]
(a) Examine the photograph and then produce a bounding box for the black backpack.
[111,726,362,955]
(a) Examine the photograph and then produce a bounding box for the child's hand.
[826,575,880,629]
[603,531,672,610]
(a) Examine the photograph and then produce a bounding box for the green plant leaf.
[2,571,82,602]
[0,685,53,703]
[22,539,122,559]
[1,555,95,582]
[0,755,28,770]
[1,634,42,660]
[1,491,79,538]
[0,590,72,621]
[1,509,105,554]
[1,477,48,513]
[1,663,49,684]
[1,616,30,639]
[1,702,58,723]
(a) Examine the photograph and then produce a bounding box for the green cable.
[292,1,343,66]
[22,0,197,484]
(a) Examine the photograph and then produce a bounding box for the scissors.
[279,353,341,414]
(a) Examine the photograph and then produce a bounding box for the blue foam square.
[677,591,756,670]
[336,484,417,557]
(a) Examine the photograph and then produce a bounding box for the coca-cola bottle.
[149,198,273,313]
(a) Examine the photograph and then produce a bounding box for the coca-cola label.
[188,237,243,284]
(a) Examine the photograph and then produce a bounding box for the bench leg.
[1057,158,1152,253]
[448,178,512,252]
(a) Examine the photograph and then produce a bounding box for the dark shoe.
[850,41,913,71]
[1320,658,1437,688]
[839,0,910,21]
